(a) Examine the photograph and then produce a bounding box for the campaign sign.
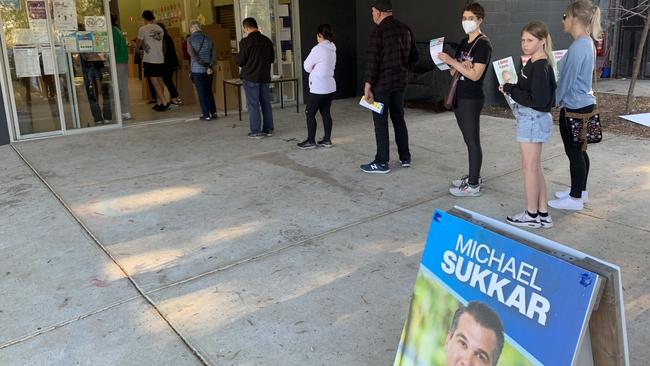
[394,210,599,366]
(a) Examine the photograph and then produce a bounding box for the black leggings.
[305,92,334,143]
[559,105,594,198]
[454,98,484,185]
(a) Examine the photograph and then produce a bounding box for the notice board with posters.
[394,207,629,366]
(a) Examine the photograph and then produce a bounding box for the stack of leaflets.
[429,37,449,71]
[359,96,384,114]
[493,56,517,85]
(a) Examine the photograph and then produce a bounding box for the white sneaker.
[121,112,132,120]
[506,211,541,228]
[555,189,589,203]
[451,175,482,188]
[548,196,583,211]
[449,183,481,197]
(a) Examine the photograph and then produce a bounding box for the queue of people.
[118,0,601,229]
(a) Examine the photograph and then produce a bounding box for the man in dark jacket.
[235,17,275,139]
[360,0,417,174]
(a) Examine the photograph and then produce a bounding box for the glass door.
[0,0,70,138]
[0,0,119,140]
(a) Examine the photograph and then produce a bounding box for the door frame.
[0,0,122,143]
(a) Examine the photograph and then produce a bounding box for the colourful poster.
[394,210,600,366]
[26,0,48,43]
[92,31,108,52]
[76,31,94,52]
[0,0,20,9]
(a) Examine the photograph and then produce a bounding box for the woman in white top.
[298,24,337,149]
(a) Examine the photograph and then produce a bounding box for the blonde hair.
[522,21,555,69]
[566,0,602,39]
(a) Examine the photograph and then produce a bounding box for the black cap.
[142,10,155,21]
[371,0,392,12]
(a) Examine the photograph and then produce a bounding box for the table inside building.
[223,78,300,121]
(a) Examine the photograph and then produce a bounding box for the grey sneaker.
[452,175,482,188]
[449,182,481,197]
[317,139,333,148]
[297,140,316,150]
[539,214,554,229]
[506,211,542,229]
[247,132,264,139]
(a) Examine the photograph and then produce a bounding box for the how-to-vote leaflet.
[430,37,449,71]
[553,49,568,81]
[493,56,518,85]
[394,210,600,366]
[359,96,384,114]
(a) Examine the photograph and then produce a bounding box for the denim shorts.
[508,99,552,143]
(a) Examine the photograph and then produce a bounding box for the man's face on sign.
[444,313,498,366]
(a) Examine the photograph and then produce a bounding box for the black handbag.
[444,35,486,110]
[565,110,603,151]
[444,72,461,110]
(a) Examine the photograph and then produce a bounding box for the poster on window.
[26,0,49,43]
[394,210,601,366]
[41,46,67,74]
[0,0,21,9]
[76,31,94,52]
[53,0,78,31]
[92,31,108,52]
[14,47,41,77]
[84,15,106,32]
[63,34,78,52]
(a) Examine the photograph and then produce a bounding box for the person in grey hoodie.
[548,0,602,211]
[298,24,337,149]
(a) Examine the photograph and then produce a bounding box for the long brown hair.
[522,21,555,69]
[566,0,602,40]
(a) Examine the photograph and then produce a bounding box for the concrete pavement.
[1,99,648,365]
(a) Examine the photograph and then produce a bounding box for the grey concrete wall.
[354,0,575,105]
[298,0,358,98]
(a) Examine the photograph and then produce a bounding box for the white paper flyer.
[429,37,449,71]
[359,96,384,114]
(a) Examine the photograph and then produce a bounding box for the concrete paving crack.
[0,296,140,350]
[10,145,214,366]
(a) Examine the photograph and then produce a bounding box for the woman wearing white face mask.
[439,3,492,197]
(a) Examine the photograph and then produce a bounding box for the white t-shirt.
[137,23,164,64]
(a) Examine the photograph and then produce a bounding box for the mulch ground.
[481,93,650,139]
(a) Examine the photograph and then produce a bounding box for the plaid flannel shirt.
[365,16,415,93]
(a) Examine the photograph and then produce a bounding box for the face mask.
[462,20,478,34]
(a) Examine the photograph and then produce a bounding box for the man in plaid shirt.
[360,0,417,174]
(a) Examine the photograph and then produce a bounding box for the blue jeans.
[192,72,216,118]
[243,80,273,133]
[82,62,112,122]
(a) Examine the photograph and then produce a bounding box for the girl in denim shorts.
[500,21,557,229]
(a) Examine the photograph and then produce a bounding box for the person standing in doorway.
[111,14,131,120]
[438,3,492,196]
[548,0,601,211]
[298,24,337,150]
[159,22,182,106]
[360,0,417,174]
[136,10,172,111]
[235,17,275,139]
[188,20,218,121]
